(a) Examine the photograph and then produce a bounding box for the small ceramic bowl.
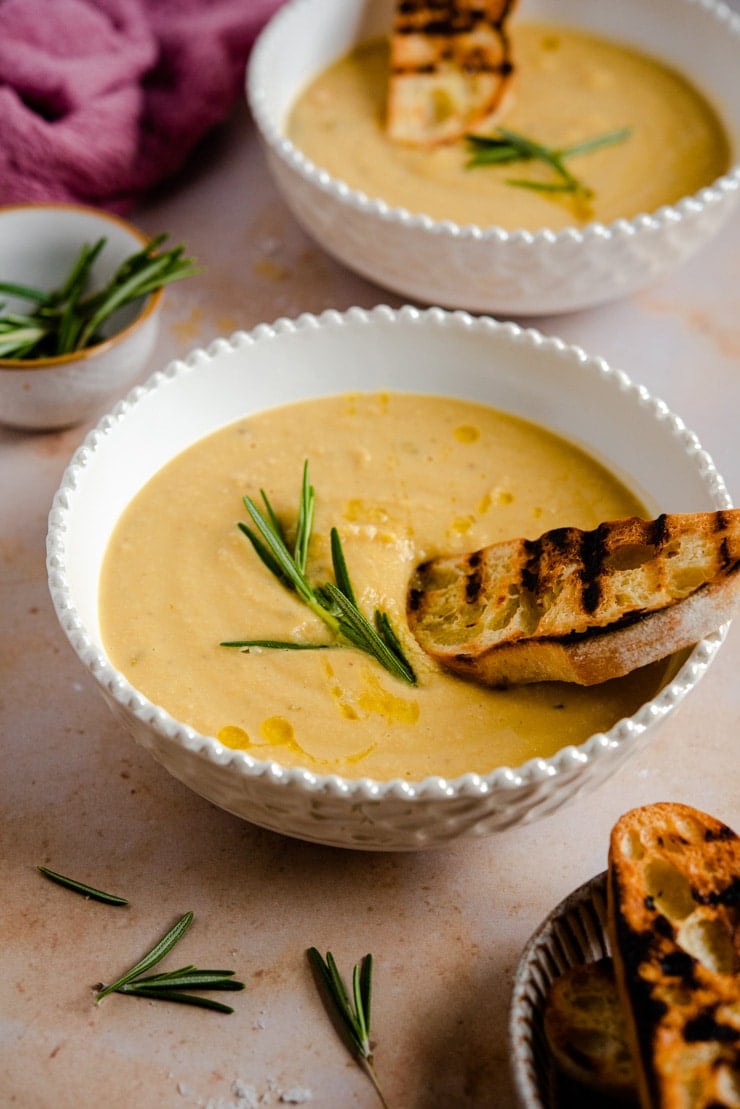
[0,204,163,431]
[247,0,740,316]
[47,306,732,851]
[509,872,609,1109]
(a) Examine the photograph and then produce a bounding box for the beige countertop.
[2,98,740,1109]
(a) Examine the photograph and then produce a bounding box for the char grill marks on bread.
[607,803,740,1109]
[387,0,517,145]
[407,510,740,686]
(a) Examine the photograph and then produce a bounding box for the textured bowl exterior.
[0,204,162,430]
[248,0,740,315]
[509,872,610,1109]
[47,306,731,850]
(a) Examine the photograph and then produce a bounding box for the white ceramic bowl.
[509,872,609,1108]
[247,0,740,316]
[47,306,732,851]
[0,204,164,431]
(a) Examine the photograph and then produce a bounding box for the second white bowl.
[247,0,740,316]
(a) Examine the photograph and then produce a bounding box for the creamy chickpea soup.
[100,393,675,781]
[286,24,730,230]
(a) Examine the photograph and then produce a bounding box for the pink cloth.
[0,0,285,211]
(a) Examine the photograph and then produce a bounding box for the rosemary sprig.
[0,233,198,360]
[37,865,129,906]
[308,948,389,1109]
[466,125,631,202]
[221,462,416,685]
[95,910,244,1013]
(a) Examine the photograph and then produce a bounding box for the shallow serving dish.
[48,305,732,850]
[0,203,163,431]
[247,0,740,316]
[509,872,609,1109]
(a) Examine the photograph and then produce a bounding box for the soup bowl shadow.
[247,0,740,316]
[47,306,732,850]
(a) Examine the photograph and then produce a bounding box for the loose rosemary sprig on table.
[37,864,129,906]
[0,233,198,360]
[465,125,631,202]
[95,910,245,1013]
[221,461,417,685]
[308,948,390,1109]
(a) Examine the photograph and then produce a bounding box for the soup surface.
[286,23,730,230]
[100,392,673,781]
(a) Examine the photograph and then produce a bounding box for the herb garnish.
[96,910,244,1013]
[308,948,389,1109]
[0,233,198,360]
[466,125,631,206]
[37,864,129,905]
[221,462,417,685]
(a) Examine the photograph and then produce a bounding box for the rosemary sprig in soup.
[466,125,632,208]
[222,462,417,685]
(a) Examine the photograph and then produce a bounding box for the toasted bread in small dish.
[544,956,637,1103]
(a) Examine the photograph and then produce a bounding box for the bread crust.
[607,803,740,1109]
[407,511,740,686]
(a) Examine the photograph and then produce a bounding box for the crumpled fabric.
[0,0,285,211]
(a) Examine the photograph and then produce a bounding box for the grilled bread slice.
[607,803,740,1109]
[544,957,638,1104]
[387,0,517,146]
[407,510,740,686]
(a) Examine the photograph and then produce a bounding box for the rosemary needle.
[129,968,243,990]
[308,948,390,1109]
[36,865,128,906]
[113,987,237,1013]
